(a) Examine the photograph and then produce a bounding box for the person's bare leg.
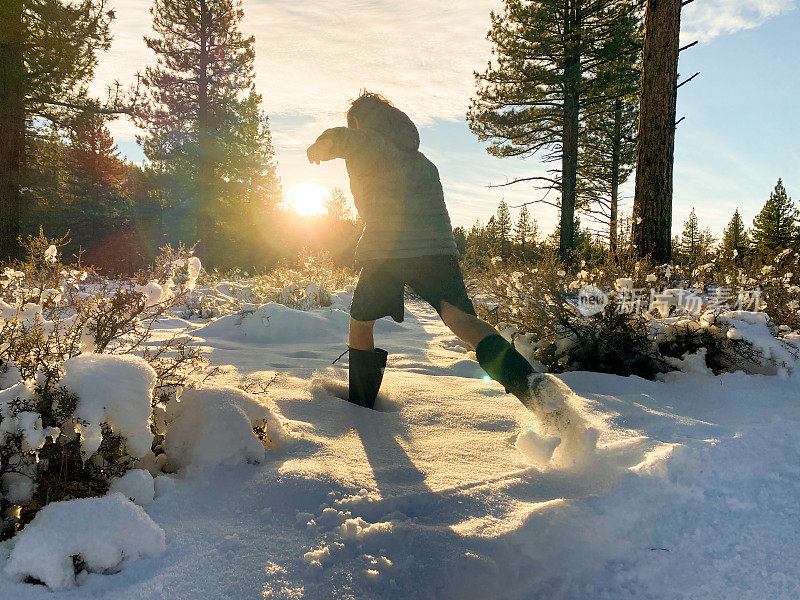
[349,318,376,351]
[439,301,498,350]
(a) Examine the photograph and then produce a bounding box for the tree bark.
[632,0,681,264]
[560,0,581,262]
[0,0,24,261]
[197,0,213,251]
[609,98,621,255]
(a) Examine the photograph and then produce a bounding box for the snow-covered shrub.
[480,252,800,378]
[162,385,287,474]
[0,233,204,539]
[60,355,156,459]
[143,249,353,320]
[149,242,201,293]
[129,243,202,317]
[252,250,355,304]
[625,250,800,330]
[5,493,165,590]
[554,302,671,377]
[177,279,266,320]
[277,280,333,310]
[152,244,276,320]
[3,228,71,299]
[657,311,800,375]
[746,250,800,330]
[481,253,671,378]
[0,356,159,540]
[1,238,204,386]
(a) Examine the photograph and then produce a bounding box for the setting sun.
[286,183,328,216]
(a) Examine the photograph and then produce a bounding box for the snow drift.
[163,384,287,474]
[194,301,349,345]
[5,494,165,590]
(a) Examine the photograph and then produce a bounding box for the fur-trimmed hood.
[358,105,420,152]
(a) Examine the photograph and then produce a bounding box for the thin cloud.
[96,0,499,141]
[243,0,499,141]
[95,0,796,137]
[682,0,797,42]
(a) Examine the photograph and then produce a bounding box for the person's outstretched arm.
[306,127,378,164]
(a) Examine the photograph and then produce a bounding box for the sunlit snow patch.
[194,301,349,345]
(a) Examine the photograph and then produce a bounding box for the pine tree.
[68,112,125,196]
[720,208,750,263]
[699,227,716,262]
[453,226,467,255]
[0,0,112,260]
[514,205,534,259]
[466,220,488,257]
[579,0,642,254]
[468,0,628,261]
[485,216,499,256]
[141,0,279,262]
[65,113,131,240]
[678,209,700,264]
[751,179,797,259]
[496,200,512,259]
[677,208,715,266]
[671,233,681,258]
[325,187,352,222]
[20,125,74,241]
[221,90,281,211]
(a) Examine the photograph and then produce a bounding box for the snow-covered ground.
[1,289,798,599]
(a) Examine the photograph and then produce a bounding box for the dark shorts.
[350,255,476,323]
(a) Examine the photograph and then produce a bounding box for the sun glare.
[286,183,328,216]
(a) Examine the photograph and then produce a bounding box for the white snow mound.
[60,354,156,458]
[194,301,348,344]
[109,469,155,505]
[163,384,287,473]
[5,493,165,590]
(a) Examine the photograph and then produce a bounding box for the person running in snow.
[307,92,567,414]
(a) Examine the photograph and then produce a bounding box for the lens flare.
[286,183,328,216]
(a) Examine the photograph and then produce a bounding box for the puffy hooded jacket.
[314,107,458,262]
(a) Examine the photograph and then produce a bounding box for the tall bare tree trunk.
[561,86,579,259]
[632,0,681,263]
[609,98,622,255]
[197,0,213,252]
[560,0,581,262]
[0,0,24,261]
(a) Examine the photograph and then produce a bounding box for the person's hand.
[307,138,334,164]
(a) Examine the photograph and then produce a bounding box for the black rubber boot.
[475,334,535,398]
[348,348,388,409]
[475,334,574,414]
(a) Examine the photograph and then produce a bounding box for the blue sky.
[671,8,799,236]
[99,0,798,238]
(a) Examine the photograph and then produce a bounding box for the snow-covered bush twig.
[0,234,206,539]
[474,251,800,378]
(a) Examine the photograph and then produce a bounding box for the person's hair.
[347,91,394,128]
